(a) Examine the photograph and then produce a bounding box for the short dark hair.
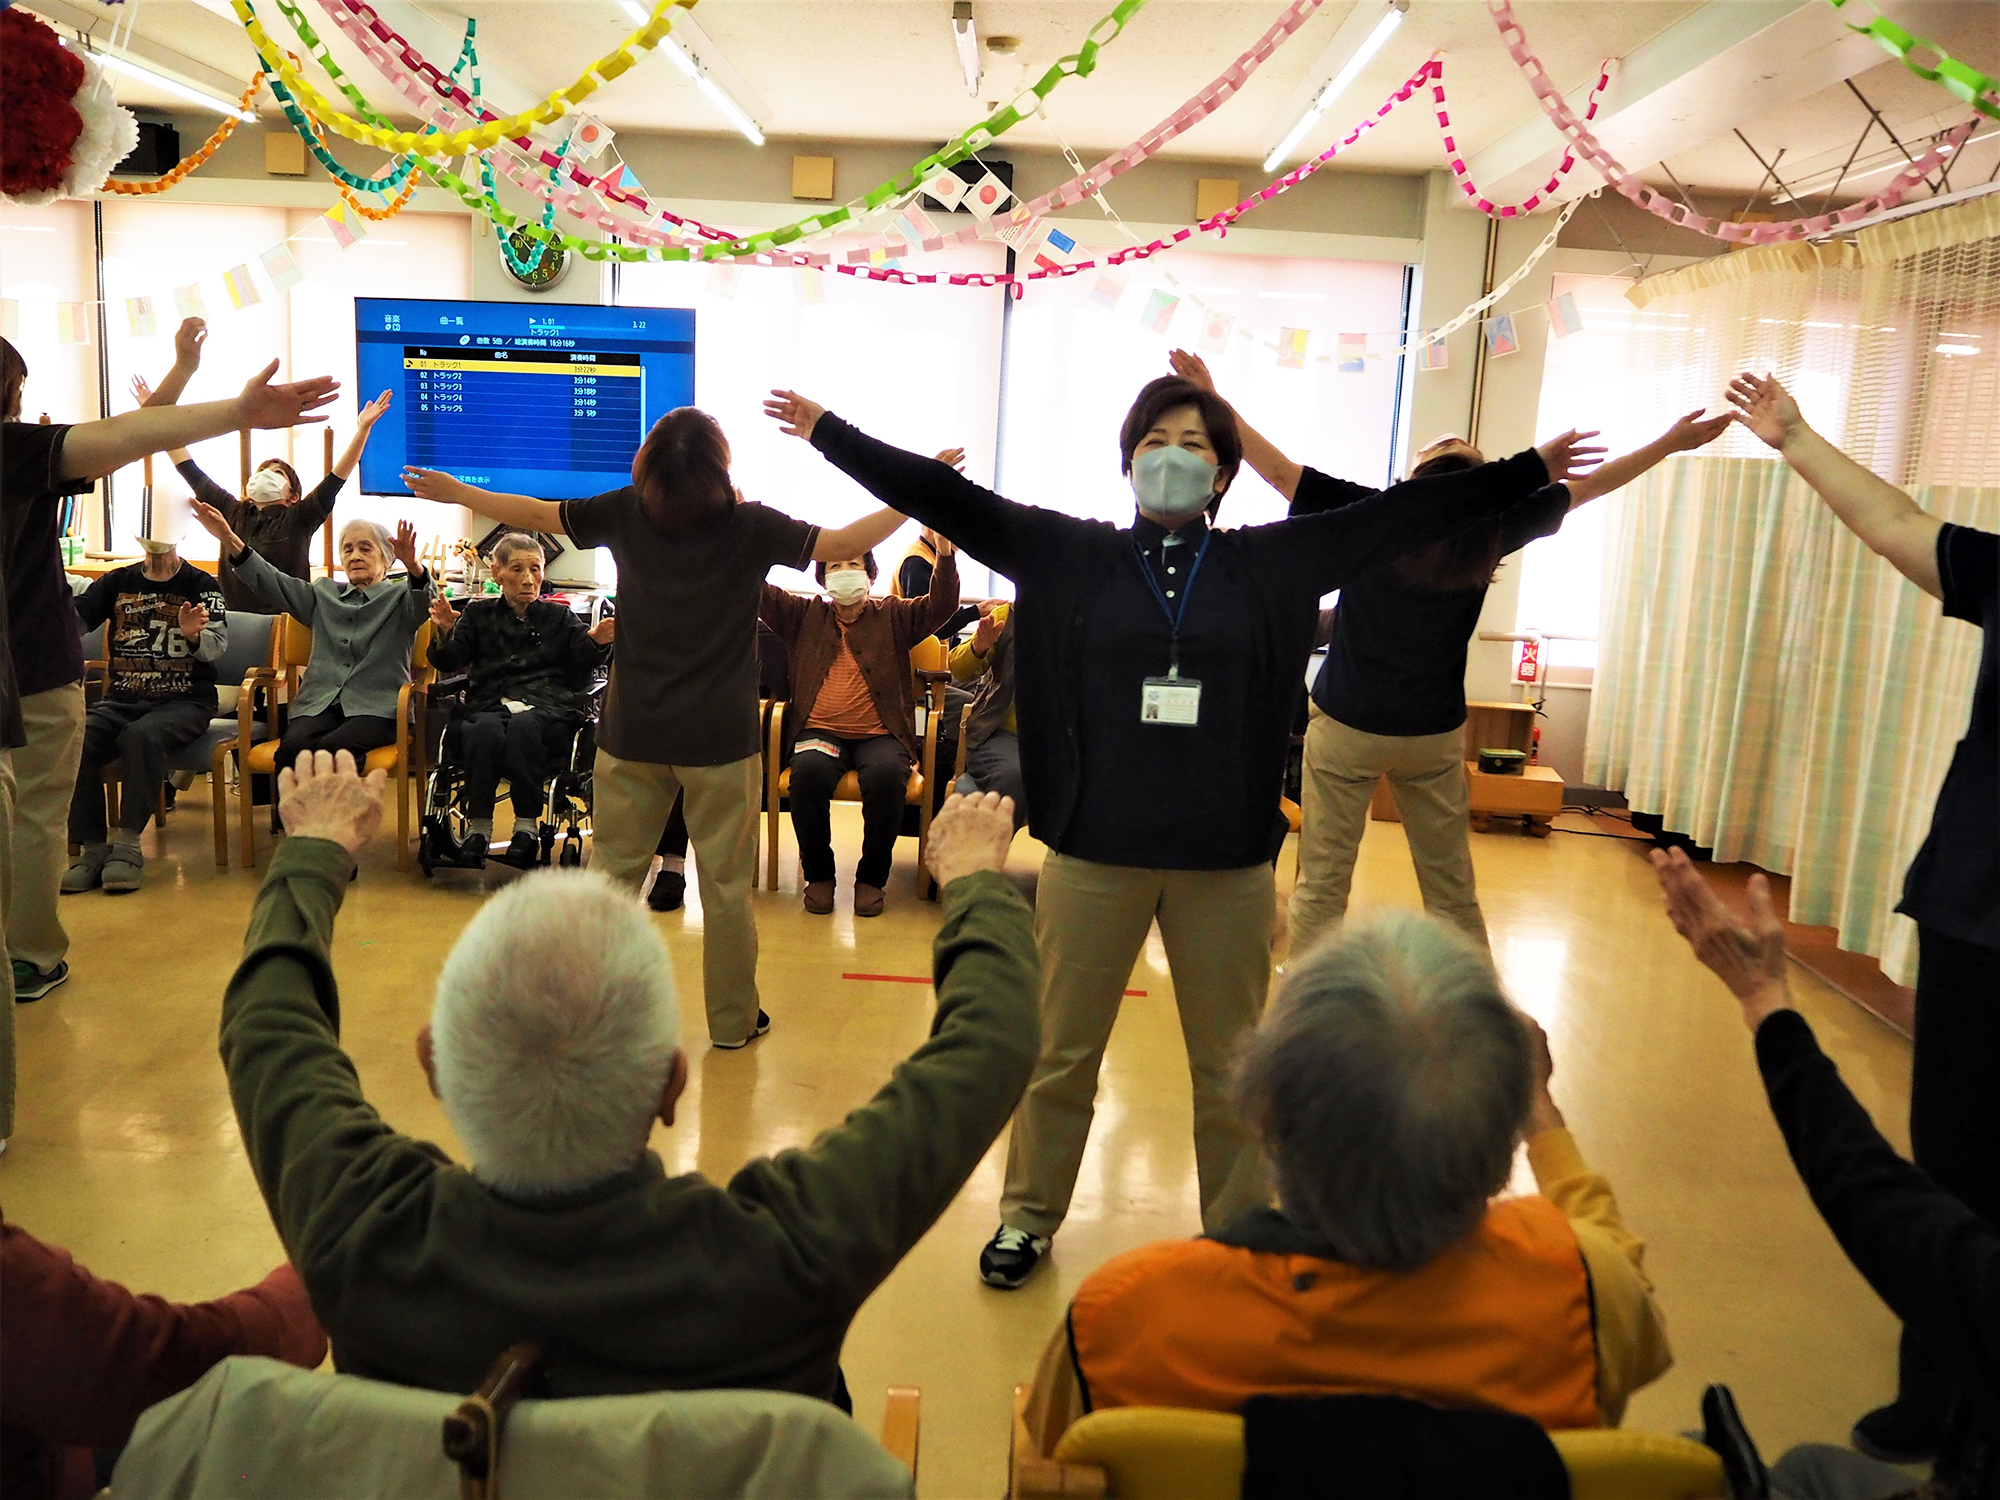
[814,550,878,586]
[1393,450,1505,592]
[1,338,26,421]
[631,407,733,534]
[255,457,303,501]
[1117,376,1243,509]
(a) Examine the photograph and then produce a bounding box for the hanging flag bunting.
[1545,291,1583,339]
[965,171,1012,220]
[569,116,615,158]
[323,202,369,250]
[173,284,208,322]
[796,268,826,305]
[1277,328,1310,369]
[1029,224,1079,274]
[261,242,304,292]
[896,205,940,248]
[1195,308,1234,358]
[1091,268,1129,311]
[924,169,969,211]
[868,246,901,270]
[1417,330,1449,371]
[1337,333,1367,372]
[707,262,742,300]
[1484,313,1520,358]
[56,304,91,344]
[125,296,159,339]
[223,265,263,310]
[1140,289,1180,335]
[993,215,1043,250]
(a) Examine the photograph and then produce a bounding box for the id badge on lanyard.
[1135,534,1210,728]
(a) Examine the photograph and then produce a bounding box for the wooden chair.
[761,636,953,898]
[231,621,436,871]
[1007,1385,1740,1500]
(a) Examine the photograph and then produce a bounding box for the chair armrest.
[914,669,953,685]
[1009,1385,1107,1500]
[236,667,279,742]
[880,1387,920,1478]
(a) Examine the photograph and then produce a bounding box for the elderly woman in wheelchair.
[422,533,614,870]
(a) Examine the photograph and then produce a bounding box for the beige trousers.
[1289,704,1488,955]
[592,749,761,1046]
[1000,853,1274,1239]
[2,684,87,979]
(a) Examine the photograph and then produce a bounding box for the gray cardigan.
[232,546,430,719]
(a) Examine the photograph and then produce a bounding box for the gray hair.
[1234,910,1530,1272]
[490,531,545,568]
[431,869,680,1197]
[337,518,393,556]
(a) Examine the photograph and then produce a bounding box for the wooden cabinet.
[1367,700,1564,836]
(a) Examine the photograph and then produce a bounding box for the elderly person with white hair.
[218,749,1037,1404]
[192,501,430,773]
[1022,909,1672,1457]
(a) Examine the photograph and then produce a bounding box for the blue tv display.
[354,297,695,498]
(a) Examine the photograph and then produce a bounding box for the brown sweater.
[760,551,959,762]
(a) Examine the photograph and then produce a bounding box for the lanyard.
[1133,531,1211,678]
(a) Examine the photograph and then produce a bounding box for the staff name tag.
[1140,676,1202,726]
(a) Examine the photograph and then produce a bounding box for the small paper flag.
[707,262,741,300]
[964,171,1011,220]
[924,169,968,210]
[868,246,902,270]
[0,300,18,339]
[796,268,825,306]
[260,242,303,292]
[1484,313,1520,359]
[1029,225,1078,274]
[1276,328,1309,370]
[1195,309,1234,358]
[1337,333,1367,373]
[125,296,158,338]
[1546,292,1583,339]
[222,264,262,310]
[569,116,614,158]
[1416,330,1449,371]
[1090,268,1129,311]
[896,205,939,247]
[173,284,207,322]
[993,214,1042,250]
[323,202,368,251]
[1139,289,1180,336]
[55,303,91,344]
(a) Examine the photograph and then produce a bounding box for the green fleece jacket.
[220,838,1039,1400]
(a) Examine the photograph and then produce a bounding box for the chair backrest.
[910,635,947,679]
[110,1356,917,1500]
[81,620,107,664]
[212,612,280,687]
[280,615,314,668]
[412,618,434,677]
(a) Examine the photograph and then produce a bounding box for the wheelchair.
[416,670,605,877]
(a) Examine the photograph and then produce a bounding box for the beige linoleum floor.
[7,790,1914,1497]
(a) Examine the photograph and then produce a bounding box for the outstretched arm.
[815,506,907,564]
[1169,349,1304,502]
[60,362,339,480]
[135,318,208,424]
[331,391,392,481]
[1728,372,1941,598]
[1566,408,1733,508]
[403,468,565,535]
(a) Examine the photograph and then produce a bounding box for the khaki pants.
[592,749,761,1046]
[1000,853,1274,1239]
[2,684,87,979]
[1289,705,1487,955]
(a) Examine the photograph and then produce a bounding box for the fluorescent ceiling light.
[1260,0,1406,174]
[952,1,982,98]
[635,5,767,147]
[88,47,258,121]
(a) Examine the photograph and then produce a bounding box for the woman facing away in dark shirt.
[763,377,1603,1292]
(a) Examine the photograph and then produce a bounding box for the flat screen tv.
[354,296,695,498]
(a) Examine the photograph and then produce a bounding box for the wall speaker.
[114,122,181,178]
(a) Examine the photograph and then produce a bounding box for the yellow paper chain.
[230,0,682,155]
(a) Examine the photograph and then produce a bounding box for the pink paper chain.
[1437,57,1609,216]
[1486,0,1979,243]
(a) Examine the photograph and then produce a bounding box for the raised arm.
[902,536,961,638]
[814,506,907,564]
[60,361,338,480]
[1728,372,1942,598]
[403,468,565,535]
[174,455,238,513]
[135,318,208,425]
[193,501,314,623]
[1169,349,1304,502]
[1566,408,1732,508]
[758,581,809,644]
[331,391,392,482]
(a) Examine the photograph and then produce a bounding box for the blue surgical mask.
[1130,445,1217,519]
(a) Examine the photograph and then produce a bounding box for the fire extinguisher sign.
[1515,638,1540,683]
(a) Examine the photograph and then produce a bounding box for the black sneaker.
[712,1010,771,1050]
[13,959,70,1003]
[461,831,490,866]
[647,869,686,912]
[499,832,539,868]
[979,1225,1051,1289]
[1852,1402,1941,1465]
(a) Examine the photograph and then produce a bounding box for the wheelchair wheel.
[559,836,582,868]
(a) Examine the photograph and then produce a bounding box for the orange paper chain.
[101,74,266,194]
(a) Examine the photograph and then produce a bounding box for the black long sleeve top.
[1755,1009,1999,1494]
[808,413,1550,868]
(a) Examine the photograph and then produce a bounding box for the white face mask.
[825,568,870,606]
[246,470,291,507]
[136,538,177,556]
[1130,445,1218,519]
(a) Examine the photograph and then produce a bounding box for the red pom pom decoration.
[1,9,87,200]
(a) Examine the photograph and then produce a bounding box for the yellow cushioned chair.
[231,619,435,871]
[1008,1387,1732,1500]
[760,635,953,897]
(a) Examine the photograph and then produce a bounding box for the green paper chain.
[1824,0,1999,121]
[255,0,1150,263]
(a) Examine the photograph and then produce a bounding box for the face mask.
[246,470,291,507]
[825,568,869,606]
[1130,445,1217,519]
[136,537,177,556]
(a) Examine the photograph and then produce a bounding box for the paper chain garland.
[1439,62,1608,217]
[1487,0,1980,244]
[1824,0,1999,121]
[99,74,264,194]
